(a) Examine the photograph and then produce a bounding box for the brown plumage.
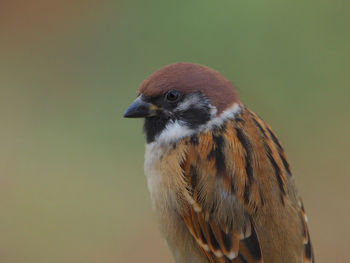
[124,62,314,263]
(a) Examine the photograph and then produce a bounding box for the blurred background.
[0,0,349,262]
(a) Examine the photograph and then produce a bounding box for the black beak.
[123,97,157,118]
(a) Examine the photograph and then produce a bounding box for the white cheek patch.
[176,94,205,111]
[153,103,242,146]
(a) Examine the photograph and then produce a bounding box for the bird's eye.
[165,90,181,103]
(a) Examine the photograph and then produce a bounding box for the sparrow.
[123,62,314,263]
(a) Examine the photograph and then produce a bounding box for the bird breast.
[144,141,188,213]
[144,141,208,263]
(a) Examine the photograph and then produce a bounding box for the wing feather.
[178,108,313,263]
[299,200,315,263]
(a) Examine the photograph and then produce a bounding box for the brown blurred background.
[0,0,349,262]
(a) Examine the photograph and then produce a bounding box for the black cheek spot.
[179,108,211,129]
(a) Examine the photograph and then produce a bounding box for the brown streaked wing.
[182,203,263,263]
[179,117,264,263]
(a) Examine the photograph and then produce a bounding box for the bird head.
[123,62,241,144]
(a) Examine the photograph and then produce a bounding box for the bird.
[123,62,314,263]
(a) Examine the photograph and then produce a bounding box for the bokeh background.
[0,0,349,262]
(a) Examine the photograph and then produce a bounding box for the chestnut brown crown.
[138,62,241,114]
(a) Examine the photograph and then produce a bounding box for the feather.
[177,107,313,263]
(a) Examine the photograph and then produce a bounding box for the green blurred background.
[0,0,349,262]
